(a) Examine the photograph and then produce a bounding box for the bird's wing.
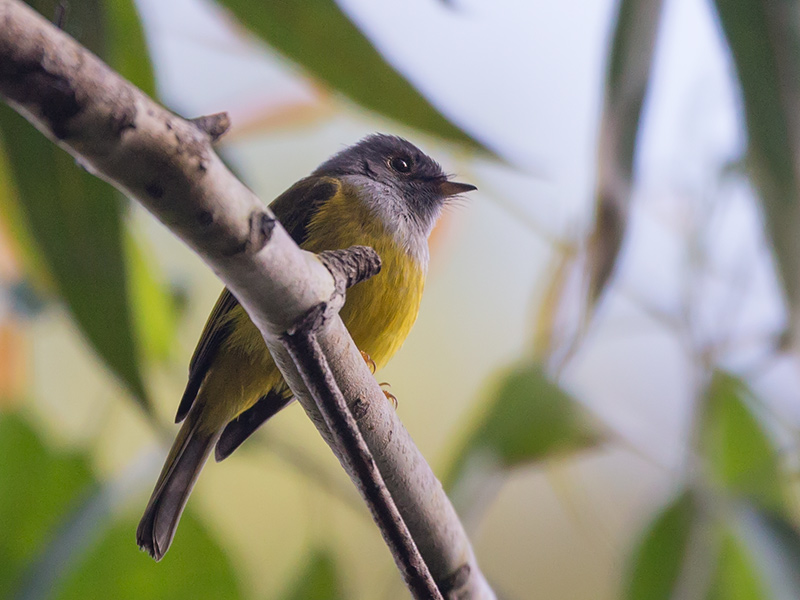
[269,175,340,246]
[175,288,238,422]
[215,389,294,461]
[174,176,341,424]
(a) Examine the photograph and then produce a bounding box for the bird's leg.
[379,382,398,409]
[360,350,377,374]
[360,350,396,407]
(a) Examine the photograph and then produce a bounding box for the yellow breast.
[199,183,426,428]
[303,183,426,370]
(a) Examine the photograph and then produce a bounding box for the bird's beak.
[438,180,477,197]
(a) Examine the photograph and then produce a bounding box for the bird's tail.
[136,415,220,561]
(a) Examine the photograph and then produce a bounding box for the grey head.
[313,134,476,261]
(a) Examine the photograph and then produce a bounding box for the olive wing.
[174,176,341,423]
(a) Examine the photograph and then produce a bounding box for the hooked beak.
[438,180,477,197]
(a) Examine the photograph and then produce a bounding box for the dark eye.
[389,156,411,173]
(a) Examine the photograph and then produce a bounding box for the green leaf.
[624,495,795,600]
[215,0,484,150]
[124,229,176,362]
[587,0,664,305]
[103,0,157,97]
[0,413,94,593]
[52,513,243,600]
[604,0,664,165]
[712,0,800,344]
[623,491,800,600]
[444,362,600,497]
[25,0,106,58]
[624,492,697,600]
[707,525,766,600]
[22,0,155,97]
[700,372,783,513]
[0,413,240,600]
[0,106,149,405]
[0,125,49,287]
[0,1,166,405]
[730,504,800,600]
[280,548,344,600]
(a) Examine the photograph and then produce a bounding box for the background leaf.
[625,494,779,600]
[279,548,344,600]
[712,0,800,344]
[0,107,149,405]
[0,412,242,600]
[624,491,697,600]
[707,526,766,600]
[700,372,783,513]
[587,0,664,306]
[443,362,600,515]
[623,374,789,600]
[124,230,176,362]
[730,504,800,600]
[102,0,157,97]
[215,0,486,151]
[0,414,93,593]
[0,0,169,406]
[53,514,243,600]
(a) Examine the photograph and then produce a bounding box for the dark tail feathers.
[136,421,219,561]
[215,391,293,461]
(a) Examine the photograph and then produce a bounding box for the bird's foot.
[379,382,397,409]
[360,350,376,374]
[359,351,394,407]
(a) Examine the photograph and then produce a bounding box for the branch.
[0,1,494,597]
[282,309,441,599]
[287,246,442,598]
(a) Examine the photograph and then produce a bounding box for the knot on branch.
[441,563,471,597]
[189,112,231,143]
[286,246,381,336]
[318,246,382,295]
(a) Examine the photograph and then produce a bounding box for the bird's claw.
[360,350,376,374]
[379,382,397,409]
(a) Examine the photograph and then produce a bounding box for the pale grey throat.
[341,173,437,268]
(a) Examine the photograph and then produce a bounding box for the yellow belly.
[196,187,426,429]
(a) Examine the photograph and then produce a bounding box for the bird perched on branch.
[137,134,476,560]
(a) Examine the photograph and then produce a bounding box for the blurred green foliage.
[278,549,344,600]
[712,0,800,342]
[0,107,151,406]
[0,414,93,593]
[700,373,784,513]
[215,0,486,152]
[586,0,662,305]
[624,492,695,600]
[0,0,170,408]
[708,527,766,600]
[623,372,800,599]
[55,516,243,600]
[444,362,600,503]
[0,413,244,600]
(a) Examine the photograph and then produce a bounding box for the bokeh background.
[2,0,799,598]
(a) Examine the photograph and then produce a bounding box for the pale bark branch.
[0,1,494,597]
[282,320,442,600]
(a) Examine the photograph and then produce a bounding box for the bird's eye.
[389,156,411,173]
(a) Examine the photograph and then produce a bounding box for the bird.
[136,134,477,560]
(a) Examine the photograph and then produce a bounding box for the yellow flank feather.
[193,185,426,432]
